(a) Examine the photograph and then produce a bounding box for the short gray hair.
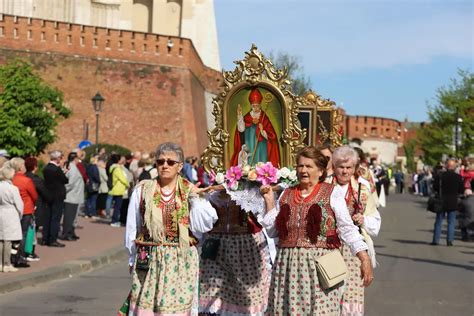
[49,150,63,161]
[0,163,15,180]
[155,142,184,162]
[332,145,359,167]
[9,157,25,172]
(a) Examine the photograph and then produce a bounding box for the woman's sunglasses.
[156,159,181,166]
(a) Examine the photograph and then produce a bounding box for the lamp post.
[91,92,105,146]
[454,111,463,157]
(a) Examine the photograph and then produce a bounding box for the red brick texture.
[0,14,222,156]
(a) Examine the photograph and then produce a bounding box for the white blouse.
[260,185,368,256]
[125,186,218,266]
[350,177,382,237]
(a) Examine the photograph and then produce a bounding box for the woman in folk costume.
[198,185,273,315]
[260,146,373,315]
[332,146,381,316]
[120,142,218,316]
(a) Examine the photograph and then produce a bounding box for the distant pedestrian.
[25,157,50,261]
[0,163,23,273]
[109,155,129,227]
[85,155,100,218]
[61,152,84,241]
[11,157,38,265]
[459,189,474,242]
[431,159,464,246]
[42,151,68,248]
[96,159,109,218]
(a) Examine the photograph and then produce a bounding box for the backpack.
[138,168,151,182]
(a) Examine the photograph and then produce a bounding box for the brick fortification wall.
[0,14,222,156]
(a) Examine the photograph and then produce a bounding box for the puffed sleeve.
[125,186,141,267]
[331,186,368,256]
[364,210,381,237]
[189,196,218,240]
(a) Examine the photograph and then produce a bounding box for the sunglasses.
[156,159,181,167]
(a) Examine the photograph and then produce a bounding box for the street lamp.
[91,92,105,146]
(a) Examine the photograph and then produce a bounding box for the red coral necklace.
[294,182,321,204]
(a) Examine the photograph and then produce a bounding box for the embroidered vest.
[276,182,341,249]
[136,180,196,246]
[209,191,262,235]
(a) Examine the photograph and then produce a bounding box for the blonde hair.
[0,163,15,180]
[0,156,8,168]
[9,157,25,172]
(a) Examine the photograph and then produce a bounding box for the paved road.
[1,193,473,315]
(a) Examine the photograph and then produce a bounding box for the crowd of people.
[0,147,199,273]
[118,142,382,316]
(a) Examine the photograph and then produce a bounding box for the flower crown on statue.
[209,162,298,191]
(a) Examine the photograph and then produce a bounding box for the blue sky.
[214,0,473,122]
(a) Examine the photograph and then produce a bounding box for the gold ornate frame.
[300,91,343,147]
[201,44,306,172]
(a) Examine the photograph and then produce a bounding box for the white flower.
[242,165,251,176]
[215,172,225,184]
[288,170,297,182]
[278,167,290,179]
[230,181,239,191]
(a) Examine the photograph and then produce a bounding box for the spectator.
[85,155,100,218]
[459,188,474,242]
[0,163,23,273]
[105,153,120,218]
[96,159,109,218]
[129,151,141,181]
[61,152,84,241]
[109,155,129,227]
[11,157,38,265]
[42,151,68,247]
[431,158,465,246]
[120,159,134,226]
[25,157,50,261]
[137,154,157,182]
[394,170,405,194]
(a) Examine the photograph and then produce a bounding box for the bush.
[83,143,131,162]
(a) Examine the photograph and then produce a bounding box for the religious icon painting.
[201,44,307,172]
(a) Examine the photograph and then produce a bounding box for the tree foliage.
[0,60,71,156]
[403,139,417,173]
[418,70,474,165]
[268,51,312,96]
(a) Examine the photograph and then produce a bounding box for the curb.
[0,246,128,294]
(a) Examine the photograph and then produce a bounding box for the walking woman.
[332,146,381,315]
[120,142,217,315]
[0,163,24,272]
[260,146,373,315]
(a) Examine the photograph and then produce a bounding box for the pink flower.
[256,162,278,185]
[225,166,242,188]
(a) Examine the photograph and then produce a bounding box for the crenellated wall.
[0,14,222,156]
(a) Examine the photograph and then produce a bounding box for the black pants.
[18,214,33,258]
[43,199,64,244]
[120,198,129,225]
[62,202,78,238]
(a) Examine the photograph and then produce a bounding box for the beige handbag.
[315,249,348,289]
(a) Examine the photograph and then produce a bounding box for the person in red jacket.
[11,158,38,264]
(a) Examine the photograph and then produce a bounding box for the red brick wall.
[0,14,222,157]
[345,115,405,144]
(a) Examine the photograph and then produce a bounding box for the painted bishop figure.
[231,88,281,167]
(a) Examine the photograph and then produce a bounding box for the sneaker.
[110,222,121,228]
[2,265,18,272]
[26,254,40,262]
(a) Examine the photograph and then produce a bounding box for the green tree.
[268,51,312,95]
[0,60,71,156]
[418,69,474,165]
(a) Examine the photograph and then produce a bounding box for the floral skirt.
[199,232,272,315]
[119,245,199,316]
[341,245,364,316]
[268,247,343,316]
